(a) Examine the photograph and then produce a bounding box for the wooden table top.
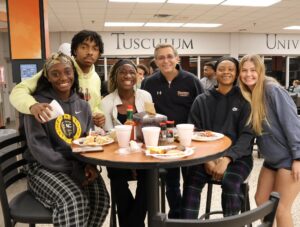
[73,136,232,169]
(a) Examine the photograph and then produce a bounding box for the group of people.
[8,29,300,227]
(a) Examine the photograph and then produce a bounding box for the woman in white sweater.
[102,59,152,227]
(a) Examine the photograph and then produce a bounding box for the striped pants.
[27,163,110,227]
[181,156,253,218]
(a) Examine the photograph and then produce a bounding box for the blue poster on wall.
[20,64,37,81]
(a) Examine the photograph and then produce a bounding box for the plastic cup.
[115,125,132,148]
[142,126,161,147]
[176,124,194,147]
[40,99,64,122]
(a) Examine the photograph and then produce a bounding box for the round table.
[73,136,232,227]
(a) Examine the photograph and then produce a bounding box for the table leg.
[146,168,159,227]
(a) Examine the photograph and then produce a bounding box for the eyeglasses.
[156,54,176,62]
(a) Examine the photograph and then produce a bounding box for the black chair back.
[152,192,280,227]
[0,134,52,227]
[0,135,28,226]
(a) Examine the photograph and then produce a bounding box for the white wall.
[0,32,15,123]
[2,31,300,124]
[50,32,300,56]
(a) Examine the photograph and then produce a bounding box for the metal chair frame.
[200,179,251,220]
[0,135,52,227]
[153,192,280,227]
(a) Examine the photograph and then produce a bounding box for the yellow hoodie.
[9,60,102,115]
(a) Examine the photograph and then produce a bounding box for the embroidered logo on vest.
[177,91,190,97]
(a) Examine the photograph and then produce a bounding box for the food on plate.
[89,128,106,136]
[197,130,214,137]
[165,149,185,155]
[148,147,185,155]
[82,135,113,146]
[149,147,166,154]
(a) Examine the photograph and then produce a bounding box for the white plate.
[72,146,103,153]
[192,132,224,142]
[145,147,194,160]
[73,136,114,147]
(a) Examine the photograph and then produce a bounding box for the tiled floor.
[1,141,300,226]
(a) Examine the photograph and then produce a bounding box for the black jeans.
[107,167,147,227]
[165,167,187,219]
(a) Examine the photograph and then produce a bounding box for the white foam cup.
[176,124,194,147]
[115,125,132,148]
[142,126,161,147]
[40,99,64,122]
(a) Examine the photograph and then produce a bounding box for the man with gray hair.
[142,43,203,218]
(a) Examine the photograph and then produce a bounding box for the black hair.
[149,59,158,71]
[204,61,216,71]
[214,56,239,85]
[71,30,104,56]
[34,62,80,96]
[108,59,137,93]
[214,56,239,72]
[137,64,150,77]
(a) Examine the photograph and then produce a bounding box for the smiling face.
[155,47,179,75]
[216,60,237,87]
[116,64,137,91]
[240,60,259,91]
[47,62,74,100]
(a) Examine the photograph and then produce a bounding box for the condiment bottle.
[159,122,167,145]
[124,105,136,140]
[166,120,175,143]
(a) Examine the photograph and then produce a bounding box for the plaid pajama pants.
[181,155,253,219]
[27,162,110,227]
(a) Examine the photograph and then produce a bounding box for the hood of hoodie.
[209,85,240,99]
[34,87,79,106]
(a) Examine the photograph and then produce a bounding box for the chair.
[0,135,52,227]
[109,168,167,227]
[200,179,250,220]
[152,192,280,227]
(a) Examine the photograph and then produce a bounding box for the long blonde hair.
[238,55,267,135]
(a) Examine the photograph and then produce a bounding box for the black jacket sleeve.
[188,97,204,130]
[193,77,204,96]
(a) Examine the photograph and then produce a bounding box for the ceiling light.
[109,0,165,3]
[283,26,300,30]
[222,0,281,7]
[104,22,144,27]
[167,0,222,4]
[145,22,183,27]
[183,23,222,28]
